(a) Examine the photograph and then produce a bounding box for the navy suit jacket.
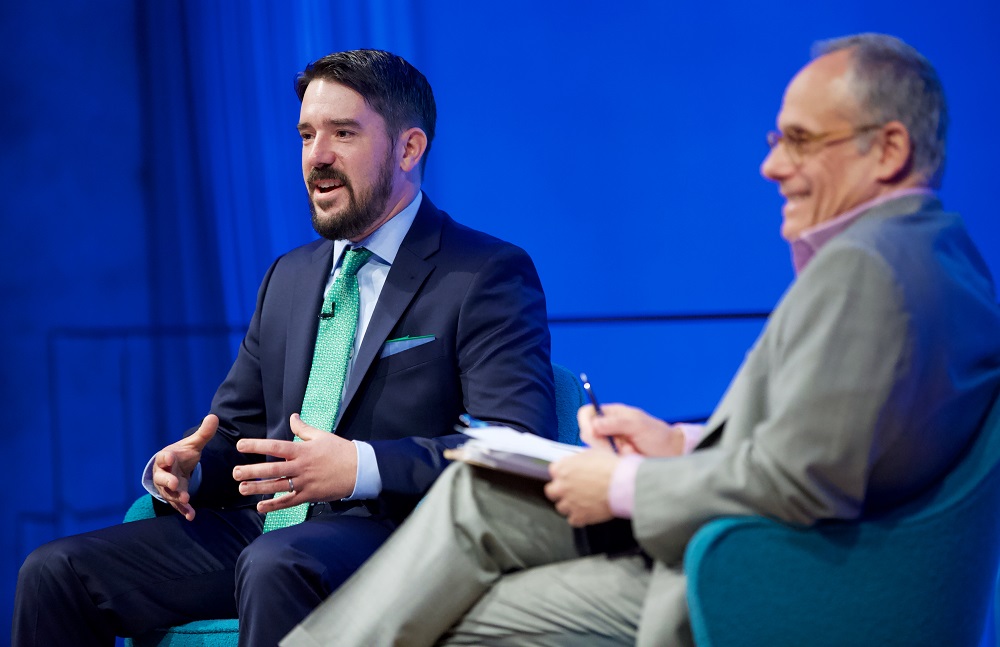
[192,196,556,523]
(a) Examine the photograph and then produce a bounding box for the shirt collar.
[332,191,423,271]
[790,187,936,273]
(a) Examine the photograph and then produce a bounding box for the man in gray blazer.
[281,33,1000,647]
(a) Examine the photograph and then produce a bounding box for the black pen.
[580,373,618,453]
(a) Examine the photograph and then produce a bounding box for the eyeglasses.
[766,124,883,165]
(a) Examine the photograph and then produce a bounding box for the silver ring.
[287,478,295,493]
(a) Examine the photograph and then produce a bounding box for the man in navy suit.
[13,49,555,647]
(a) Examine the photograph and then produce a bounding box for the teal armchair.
[684,393,1000,647]
[123,363,585,646]
[552,362,586,446]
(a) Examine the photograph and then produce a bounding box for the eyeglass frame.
[766,123,884,165]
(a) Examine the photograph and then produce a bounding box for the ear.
[397,127,429,173]
[874,121,915,183]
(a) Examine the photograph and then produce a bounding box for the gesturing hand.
[233,413,359,514]
[152,414,218,521]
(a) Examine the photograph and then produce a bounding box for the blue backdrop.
[3,0,999,641]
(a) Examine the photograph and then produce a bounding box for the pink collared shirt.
[790,187,936,273]
[608,187,938,520]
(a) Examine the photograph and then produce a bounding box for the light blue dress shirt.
[143,193,423,503]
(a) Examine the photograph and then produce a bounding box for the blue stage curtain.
[133,0,425,333]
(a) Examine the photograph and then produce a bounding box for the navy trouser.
[12,502,395,647]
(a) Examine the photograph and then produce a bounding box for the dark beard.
[309,149,395,241]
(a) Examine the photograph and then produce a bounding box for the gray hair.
[813,33,948,188]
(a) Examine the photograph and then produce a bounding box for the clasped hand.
[543,403,685,527]
[234,413,358,515]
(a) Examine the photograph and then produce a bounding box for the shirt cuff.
[345,440,382,500]
[141,455,202,502]
[608,454,644,519]
[676,422,707,454]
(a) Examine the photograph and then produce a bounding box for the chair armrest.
[123,494,156,523]
[685,515,992,647]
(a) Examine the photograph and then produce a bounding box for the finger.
[255,491,302,514]
[617,443,642,456]
[239,477,295,497]
[543,479,559,502]
[232,461,293,482]
[289,413,319,441]
[152,467,176,491]
[157,484,190,505]
[188,414,219,450]
[154,450,175,470]
[582,433,618,452]
[594,404,654,437]
[576,405,598,443]
[590,416,617,437]
[156,474,192,501]
[583,405,633,448]
[554,498,571,518]
[169,500,196,521]
[237,437,297,459]
[591,418,636,448]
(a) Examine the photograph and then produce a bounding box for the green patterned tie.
[262,247,373,532]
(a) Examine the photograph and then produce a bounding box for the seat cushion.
[125,619,239,647]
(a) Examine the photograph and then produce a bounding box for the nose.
[306,135,335,168]
[760,144,792,182]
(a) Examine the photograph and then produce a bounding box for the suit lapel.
[284,241,335,430]
[335,199,443,428]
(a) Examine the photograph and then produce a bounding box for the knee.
[235,533,298,591]
[18,538,78,589]
[16,537,98,611]
[437,461,472,497]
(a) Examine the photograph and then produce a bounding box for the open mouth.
[315,179,346,195]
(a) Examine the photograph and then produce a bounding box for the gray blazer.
[633,194,1000,645]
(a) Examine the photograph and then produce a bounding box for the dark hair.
[295,49,437,171]
[813,33,948,188]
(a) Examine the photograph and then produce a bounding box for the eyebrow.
[297,118,363,132]
[776,122,818,138]
[782,125,812,136]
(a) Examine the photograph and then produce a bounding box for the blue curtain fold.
[133,0,426,335]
